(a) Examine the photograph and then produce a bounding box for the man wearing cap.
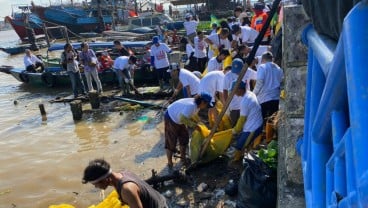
[251,2,271,44]
[232,24,259,46]
[168,62,200,101]
[183,13,199,44]
[113,55,140,95]
[150,36,172,89]
[82,158,168,207]
[165,93,213,168]
[231,81,263,161]
[253,51,283,122]
[207,49,230,73]
[223,58,245,127]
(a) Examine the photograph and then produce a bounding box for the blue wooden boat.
[2,41,158,88]
[0,41,48,55]
[4,4,45,41]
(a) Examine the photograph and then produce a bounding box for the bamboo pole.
[197,0,282,162]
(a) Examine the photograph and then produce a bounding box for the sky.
[0,0,83,18]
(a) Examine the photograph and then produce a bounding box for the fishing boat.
[4,4,45,42]
[0,41,48,55]
[1,41,157,88]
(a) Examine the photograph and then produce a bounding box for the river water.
[0,30,168,208]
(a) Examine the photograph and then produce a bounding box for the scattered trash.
[197,182,208,192]
[224,179,238,196]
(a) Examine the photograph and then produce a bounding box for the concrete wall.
[278,4,310,208]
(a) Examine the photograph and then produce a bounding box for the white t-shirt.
[199,71,224,103]
[242,68,257,91]
[240,26,259,44]
[207,33,231,58]
[186,43,194,58]
[207,57,222,73]
[179,68,200,95]
[255,62,284,104]
[167,98,198,124]
[113,56,129,71]
[223,71,242,111]
[194,36,207,58]
[240,91,263,132]
[150,43,171,69]
[24,54,42,67]
[184,20,199,35]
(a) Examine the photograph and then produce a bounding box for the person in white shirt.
[207,49,230,73]
[193,31,208,73]
[165,93,213,168]
[230,58,257,92]
[167,63,200,101]
[199,69,228,127]
[223,58,244,127]
[253,51,284,121]
[24,49,44,73]
[150,36,172,89]
[210,23,219,35]
[231,81,263,161]
[205,28,231,59]
[231,24,259,46]
[183,13,199,44]
[113,55,140,95]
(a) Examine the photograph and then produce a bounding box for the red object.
[98,54,113,71]
[129,10,138,17]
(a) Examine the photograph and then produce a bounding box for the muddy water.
[0,30,167,208]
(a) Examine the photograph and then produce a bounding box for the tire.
[19,72,30,83]
[41,72,55,87]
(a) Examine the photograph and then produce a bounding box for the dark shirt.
[116,171,167,208]
[119,47,130,56]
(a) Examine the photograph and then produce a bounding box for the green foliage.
[257,140,278,170]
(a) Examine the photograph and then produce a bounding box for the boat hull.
[4,15,44,41]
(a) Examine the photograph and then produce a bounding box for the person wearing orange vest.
[251,2,271,45]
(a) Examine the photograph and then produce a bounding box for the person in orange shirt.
[251,2,271,44]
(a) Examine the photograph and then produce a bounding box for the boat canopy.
[48,41,152,51]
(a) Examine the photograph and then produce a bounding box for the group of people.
[78,2,284,207]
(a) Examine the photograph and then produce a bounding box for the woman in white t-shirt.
[193,31,208,73]
[183,13,199,44]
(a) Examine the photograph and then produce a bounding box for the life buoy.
[19,72,30,83]
[41,72,55,87]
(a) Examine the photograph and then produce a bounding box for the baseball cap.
[152,36,159,44]
[185,13,192,19]
[231,24,241,34]
[231,58,244,74]
[167,62,180,72]
[200,92,214,108]
[231,81,246,91]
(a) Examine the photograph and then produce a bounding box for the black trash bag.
[236,153,277,208]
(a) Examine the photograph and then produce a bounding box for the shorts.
[235,126,263,150]
[164,111,189,152]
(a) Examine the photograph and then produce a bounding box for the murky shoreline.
[0,30,169,208]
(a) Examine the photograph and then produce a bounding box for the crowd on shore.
[23,1,283,207]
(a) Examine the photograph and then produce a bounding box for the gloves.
[150,66,155,72]
[180,115,197,128]
[233,116,246,134]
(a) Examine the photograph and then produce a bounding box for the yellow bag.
[49,191,129,208]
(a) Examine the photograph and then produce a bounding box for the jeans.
[235,126,263,150]
[68,71,86,97]
[84,68,102,92]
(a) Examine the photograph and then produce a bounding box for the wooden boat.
[0,41,48,55]
[4,4,44,41]
[2,41,158,88]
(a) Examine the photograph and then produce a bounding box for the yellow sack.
[190,123,233,163]
[49,191,129,208]
[208,101,232,131]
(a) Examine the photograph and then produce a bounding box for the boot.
[232,150,243,162]
[159,80,164,90]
